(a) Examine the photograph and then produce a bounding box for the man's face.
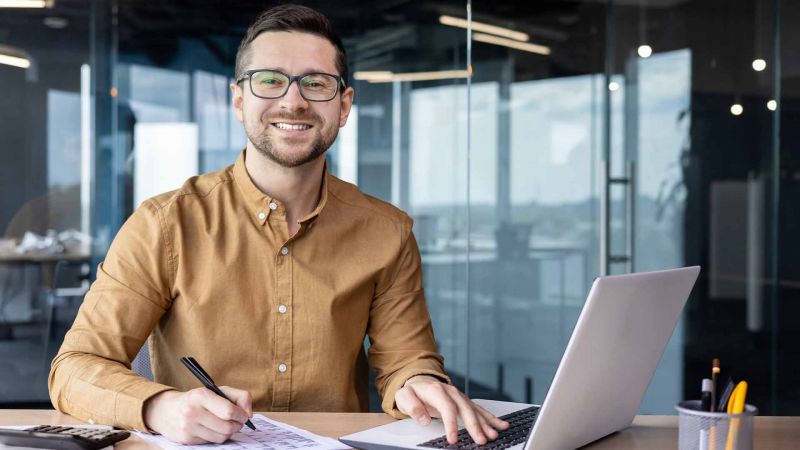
[231,31,354,168]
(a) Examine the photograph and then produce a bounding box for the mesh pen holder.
[676,400,758,450]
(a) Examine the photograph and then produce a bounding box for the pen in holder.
[675,400,758,450]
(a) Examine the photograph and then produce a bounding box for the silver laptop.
[340,266,700,450]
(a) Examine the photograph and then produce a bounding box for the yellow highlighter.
[725,381,748,450]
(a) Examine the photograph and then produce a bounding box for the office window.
[1,0,798,417]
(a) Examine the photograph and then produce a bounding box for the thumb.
[219,386,253,417]
[396,386,431,426]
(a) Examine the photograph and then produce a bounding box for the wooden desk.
[2,410,799,449]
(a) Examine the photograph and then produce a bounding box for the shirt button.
[257,212,266,220]
[280,247,289,255]
[269,202,278,210]
[278,363,287,373]
[278,304,288,314]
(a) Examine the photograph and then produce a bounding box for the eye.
[254,72,286,86]
[301,76,334,90]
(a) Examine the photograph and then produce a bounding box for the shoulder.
[141,164,234,214]
[326,175,413,234]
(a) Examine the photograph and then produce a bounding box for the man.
[49,4,508,446]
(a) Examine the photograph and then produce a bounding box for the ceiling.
[0,0,797,96]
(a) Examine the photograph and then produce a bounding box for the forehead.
[246,31,339,74]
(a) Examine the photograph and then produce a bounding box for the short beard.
[247,115,338,168]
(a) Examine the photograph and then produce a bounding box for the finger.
[415,385,460,444]
[474,403,510,430]
[220,386,254,417]
[470,413,498,441]
[191,422,234,445]
[195,388,249,424]
[195,407,245,436]
[481,420,500,440]
[395,387,432,426]
[471,404,507,440]
[447,390,488,445]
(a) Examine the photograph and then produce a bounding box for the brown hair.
[235,4,348,86]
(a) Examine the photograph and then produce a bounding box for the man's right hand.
[143,387,253,444]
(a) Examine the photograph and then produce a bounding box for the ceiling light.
[752,59,767,72]
[472,33,551,56]
[439,15,529,42]
[767,99,777,111]
[0,53,31,68]
[608,81,620,91]
[0,44,31,68]
[637,45,653,58]
[730,103,743,116]
[43,16,68,29]
[353,70,469,84]
[353,71,394,82]
[0,0,48,7]
[392,70,469,82]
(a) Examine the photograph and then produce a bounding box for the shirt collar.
[298,167,329,224]
[232,149,330,226]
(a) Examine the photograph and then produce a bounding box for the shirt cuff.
[116,382,176,432]
[381,366,451,419]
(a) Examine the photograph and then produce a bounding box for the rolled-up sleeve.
[48,199,176,431]
[367,219,450,418]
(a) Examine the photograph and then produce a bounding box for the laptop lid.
[339,266,699,450]
[526,266,699,450]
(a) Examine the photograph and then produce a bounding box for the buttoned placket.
[266,198,294,411]
[254,193,322,411]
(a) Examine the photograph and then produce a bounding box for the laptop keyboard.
[418,406,539,450]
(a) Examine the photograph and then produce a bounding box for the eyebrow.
[252,66,337,75]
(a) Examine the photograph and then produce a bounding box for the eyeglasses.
[236,69,346,102]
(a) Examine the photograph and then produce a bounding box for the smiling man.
[48,4,507,447]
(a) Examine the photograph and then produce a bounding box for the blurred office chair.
[132,341,154,381]
[41,261,90,361]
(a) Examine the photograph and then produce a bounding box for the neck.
[244,143,325,225]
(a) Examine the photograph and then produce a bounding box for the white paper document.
[134,414,351,450]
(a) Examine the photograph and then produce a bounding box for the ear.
[231,82,244,123]
[338,86,354,128]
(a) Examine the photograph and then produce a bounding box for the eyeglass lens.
[250,70,339,100]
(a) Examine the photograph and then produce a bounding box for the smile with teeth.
[273,122,312,131]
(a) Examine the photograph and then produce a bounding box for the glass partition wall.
[0,0,797,416]
[0,0,93,405]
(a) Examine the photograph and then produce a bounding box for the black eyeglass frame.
[236,68,347,102]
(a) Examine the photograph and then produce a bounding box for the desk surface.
[2,410,800,449]
[0,252,90,263]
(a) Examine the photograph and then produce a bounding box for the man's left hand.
[395,375,510,445]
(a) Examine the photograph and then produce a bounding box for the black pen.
[717,377,735,412]
[180,356,256,431]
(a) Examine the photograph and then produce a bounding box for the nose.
[278,79,309,112]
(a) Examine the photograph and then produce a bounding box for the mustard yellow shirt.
[49,151,449,431]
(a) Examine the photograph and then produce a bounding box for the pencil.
[711,358,720,412]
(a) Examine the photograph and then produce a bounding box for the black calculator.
[0,425,131,450]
